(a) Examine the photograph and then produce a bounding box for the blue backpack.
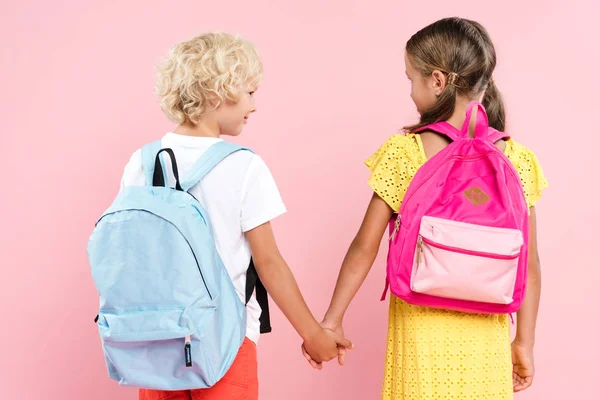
[88,140,270,390]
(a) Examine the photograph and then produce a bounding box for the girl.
[306,17,547,399]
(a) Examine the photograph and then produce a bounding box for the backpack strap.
[459,102,489,139]
[181,141,272,334]
[152,149,183,191]
[413,121,459,141]
[413,105,510,142]
[488,128,510,143]
[245,259,272,334]
[141,141,167,187]
[180,141,252,192]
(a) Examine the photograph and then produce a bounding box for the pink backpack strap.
[488,128,510,142]
[460,102,512,142]
[459,102,489,139]
[413,121,459,141]
[412,103,510,142]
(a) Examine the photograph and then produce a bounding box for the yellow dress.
[365,134,548,400]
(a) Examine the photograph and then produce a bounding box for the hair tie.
[447,72,459,86]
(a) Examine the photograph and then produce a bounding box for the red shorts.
[139,338,258,400]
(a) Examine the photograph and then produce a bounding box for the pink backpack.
[383,102,529,314]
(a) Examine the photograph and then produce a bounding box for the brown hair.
[405,17,505,132]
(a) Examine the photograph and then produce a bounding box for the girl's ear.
[431,70,447,96]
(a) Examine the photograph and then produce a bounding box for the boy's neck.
[173,119,221,138]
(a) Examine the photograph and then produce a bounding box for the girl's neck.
[435,94,506,149]
[445,96,477,131]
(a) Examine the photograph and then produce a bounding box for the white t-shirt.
[120,132,287,343]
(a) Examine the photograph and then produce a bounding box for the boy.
[120,32,352,400]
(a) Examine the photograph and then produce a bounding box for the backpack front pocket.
[411,216,523,304]
[97,307,213,389]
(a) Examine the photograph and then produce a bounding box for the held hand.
[301,320,353,369]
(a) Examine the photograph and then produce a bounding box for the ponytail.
[482,80,506,131]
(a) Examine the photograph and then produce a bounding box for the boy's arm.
[245,222,353,362]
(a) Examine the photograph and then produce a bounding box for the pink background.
[2,0,599,399]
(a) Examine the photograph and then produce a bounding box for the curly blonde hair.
[155,32,263,124]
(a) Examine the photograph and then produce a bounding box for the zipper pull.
[416,235,423,265]
[389,216,401,241]
[184,336,192,367]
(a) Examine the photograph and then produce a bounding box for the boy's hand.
[302,320,352,369]
[302,327,353,366]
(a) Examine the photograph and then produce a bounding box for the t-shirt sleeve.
[120,149,145,189]
[365,135,419,212]
[507,141,549,208]
[240,155,287,232]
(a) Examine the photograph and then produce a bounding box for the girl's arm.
[246,221,353,363]
[516,207,542,346]
[512,206,542,392]
[322,193,394,327]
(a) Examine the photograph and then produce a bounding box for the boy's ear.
[208,96,221,109]
[215,95,239,108]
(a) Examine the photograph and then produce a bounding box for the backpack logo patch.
[464,187,489,206]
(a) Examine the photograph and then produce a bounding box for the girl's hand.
[512,340,535,392]
[302,326,350,365]
[301,319,351,369]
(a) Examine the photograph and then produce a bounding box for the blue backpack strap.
[181,141,271,333]
[180,141,252,192]
[141,141,167,187]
